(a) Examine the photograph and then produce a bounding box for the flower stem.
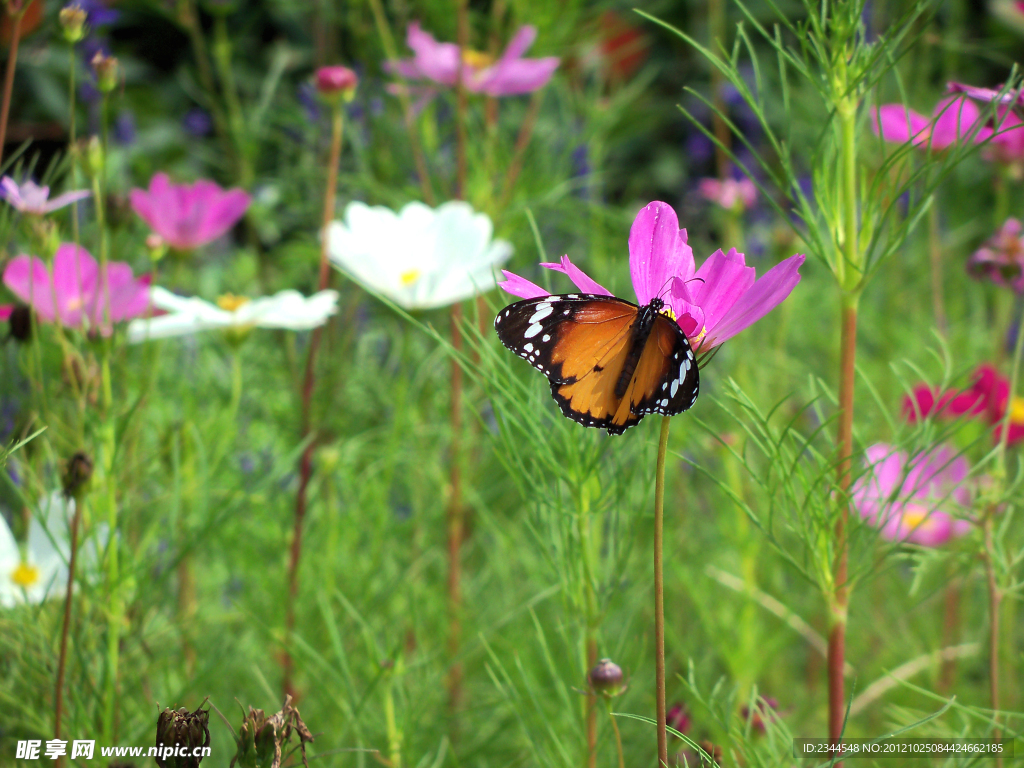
[0,2,29,165]
[454,0,469,201]
[496,91,543,212]
[937,578,961,694]
[283,104,344,698]
[576,481,599,768]
[654,415,671,767]
[983,515,1002,768]
[384,673,403,768]
[54,493,83,768]
[607,706,625,768]
[927,203,946,336]
[366,0,435,205]
[212,14,251,186]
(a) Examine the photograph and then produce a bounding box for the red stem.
[0,3,27,163]
[283,105,343,698]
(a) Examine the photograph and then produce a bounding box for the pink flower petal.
[500,25,538,60]
[701,253,804,348]
[689,248,755,336]
[929,95,989,148]
[3,255,56,321]
[52,244,98,326]
[406,21,460,86]
[480,58,559,96]
[870,104,930,144]
[498,269,549,299]
[947,81,1024,106]
[541,255,612,296]
[43,189,91,213]
[628,201,694,308]
[0,304,11,321]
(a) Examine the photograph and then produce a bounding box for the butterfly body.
[494,294,699,434]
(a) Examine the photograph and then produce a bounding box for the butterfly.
[494,293,699,434]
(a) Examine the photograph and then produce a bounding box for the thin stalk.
[365,0,435,204]
[608,707,625,768]
[0,2,29,164]
[654,415,671,767]
[496,91,543,213]
[283,105,345,697]
[384,676,402,768]
[212,15,251,186]
[446,0,470,731]
[708,0,730,180]
[576,483,599,768]
[928,204,946,336]
[53,493,83,766]
[937,578,960,694]
[983,515,1002,768]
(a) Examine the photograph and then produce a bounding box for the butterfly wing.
[494,295,641,431]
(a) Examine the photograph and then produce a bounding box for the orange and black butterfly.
[494,294,699,434]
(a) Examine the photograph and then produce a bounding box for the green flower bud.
[91,51,119,93]
[59,4,87,43]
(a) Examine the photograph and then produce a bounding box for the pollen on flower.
[461,50,494,70]
[690,325,707,350]
[658,305,678,322]
[901,504,936,533]
[400,269,421,286]
[217,294,251,312]
[1010,396,1024,424]
[11,561,40,589]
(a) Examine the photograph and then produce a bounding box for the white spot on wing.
[670,380,679,397]
[524,323,543,338]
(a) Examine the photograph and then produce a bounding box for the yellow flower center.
[10,561,40,589]
[400,269,421,286]
[659,305,678,322]
[901,504,936,532]
[216,294,251,312]
[461,49,494,70]
[690,326,708,351]
[1010,396,1024,424]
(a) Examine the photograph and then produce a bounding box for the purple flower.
[969,218,1024,292]
[870,95,991,150]
[182,108,213,137]
[946,81,1024,107]
[852,444,972,547]
[2,244,150,333]
[499,201,805,352]
[387,22,559,97]
[77,0,119,27]
[0,176,90,215]
[129,173,251,251]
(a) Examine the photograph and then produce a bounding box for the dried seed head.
[62,451,93,498]
[154,704,210,768]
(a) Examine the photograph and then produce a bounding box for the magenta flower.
[699,177,757,211]
[0,176,90,215]
[852,444,972,547]
[2,243,150,333]
[946,81,1024,107]
[499,201,804,352]
[870,95,991,150]
[968,218,1024,292]
[129,173,251,251]
[945,82,1024,165]
[315,65,358,96]
[387,22,559,96]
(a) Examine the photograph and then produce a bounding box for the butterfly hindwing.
[494,295,699,434]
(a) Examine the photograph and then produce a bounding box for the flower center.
[901,503,936,532]
[1010,396,1024,424]
[461,49,494,71]
[690,326,708,350]
[216,294,251,312]
[400,269,421,286]
[658,305,677,322]
[10,561,40,589]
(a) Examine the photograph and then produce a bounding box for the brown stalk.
[53,496,82,768]
[0,1,31,163]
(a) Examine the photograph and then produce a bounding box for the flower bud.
[83,136,104,177]
[155,705,210,768]
[91,51,119,93]
[667,703,691,735]
[59,4,87,43]
[8,304,31,342]
[587,658,624,696]
[62,451,93,498]
[315,66,358,103]
[146,233,168,263]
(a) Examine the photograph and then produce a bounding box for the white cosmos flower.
[0,492,107,608]
[127,287,340,342]
[327,200,513,309]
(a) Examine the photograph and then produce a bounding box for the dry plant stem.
[829,298,858,752]
[608,709,625,768]
[283,106,344,698]
[366,0,435,205]
[0,3,27,163]
[497,92,543,210]
[654,415,671,767]
[53,495,83,768]
[983,515,1002,768]
[446,304,465,723]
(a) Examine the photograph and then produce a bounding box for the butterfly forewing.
[494,295,699,434]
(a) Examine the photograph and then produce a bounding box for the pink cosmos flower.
[0,176,90,215]
[315,65,358,96]
[387,22,559,97]
[870,95,991,150]
[2,243,150,333]
[499,201,804,352]
[946,81,1024,108]
[852,444,972,547]
[945,82,1024,165]
[699,177,757,211]
[968,218,1024,292]
[129,173,251,251]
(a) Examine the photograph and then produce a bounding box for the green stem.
[212,15,251,186]
[384,676,402,768]
[654,415,671,767]
[927,203,946,335]
[983,514,1003,768]
[576,481,598,768]
[607,705,625,768]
